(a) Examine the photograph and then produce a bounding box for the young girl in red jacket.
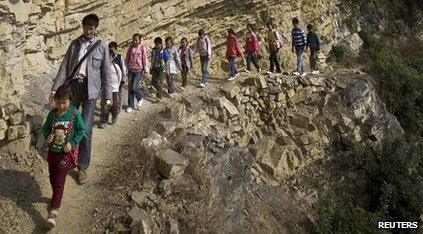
[226,28,244,81]
[245,23,261,73]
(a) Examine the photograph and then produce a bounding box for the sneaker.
[77,170,88,185]
[311,70,320,75]
[98,123,106,129]
[199,83,206,88]
[137,99,144,108]
[293,71,301,76]
[181,86,185,90]
[111,117,117,124]
[46,209,58,229]
[126,107,133,113]
[244,69,251,74]
[300,72,307,77]
[266,71,273,74]
[228,76,236,81]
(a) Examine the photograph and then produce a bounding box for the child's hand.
[46,133,54,144]
[63,142,72,153]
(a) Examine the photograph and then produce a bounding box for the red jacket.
[246,32,260,53]
[226,35,243,58]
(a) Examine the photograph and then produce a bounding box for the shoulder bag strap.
[64,40,102,85]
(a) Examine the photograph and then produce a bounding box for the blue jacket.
[307,31,320,51]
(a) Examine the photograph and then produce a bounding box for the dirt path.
[11,76,227,233]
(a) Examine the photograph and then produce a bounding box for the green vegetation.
[316,0,423,232]
[315,139,423,233]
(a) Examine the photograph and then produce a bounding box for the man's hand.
[63,142,72,153]
[106,99,112,108]
[49,91,56,107]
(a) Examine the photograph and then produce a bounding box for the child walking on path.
[163,37,181,95]
[179,37,193,90]
[42,85,85,228]
[266,21,283,74]
[125,33,149,113]
[150,37,166,101]
[291,18,307,77]
[226,28,244,81]
[99,49,123,128]
[196,29,212,87]
[245,23,261,73]
[109,42,127,113]
[306,24,321,75]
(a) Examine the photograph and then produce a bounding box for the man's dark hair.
[292,18,299,25]
[181,37,188,43]
[54,85,73,102]
[198,29,205,36]
[82,14,99,28]
[228,28,235,35]
[266,21,274,27]
[165,36,173,43]
[108,42,118,50]
[307,24,314,30]
[154,37,163,44]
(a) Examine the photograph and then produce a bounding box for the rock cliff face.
[0,0,368,153]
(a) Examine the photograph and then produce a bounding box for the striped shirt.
[291,27,307,47]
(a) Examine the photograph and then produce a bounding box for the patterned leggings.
[48,151,73,209]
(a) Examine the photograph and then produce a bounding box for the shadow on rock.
[0,169,51,233]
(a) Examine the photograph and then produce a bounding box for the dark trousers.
[246,52,260,71]
[310,50,319,71]
[269,51,281,73]
[181,65,189,87]
[228,56,238,77]
[151,67,164,99]
[200,55,209,84]
[101,92,119,123]
[166,74,175,94]
[48,151,71,209]
[128,71,144,108]
[71,82,96,171]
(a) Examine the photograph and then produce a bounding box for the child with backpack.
[306,24,321,75]
[179,37,193,90]
[245,23,261,74]
[196,29,212,87]
[226,28,244,81]
[150,37,167,101]
[42,85,85,228]
[99,46,123,128]
[109,42,127,112]
[266,21,283,74]
[163,36,181,95]
[125,33,149,113]
[291,18,307,77]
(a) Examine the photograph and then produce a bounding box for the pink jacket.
[246,32,260,53]
[226,35,243,58]
[196,36,212,57]
[125,44,149,73]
